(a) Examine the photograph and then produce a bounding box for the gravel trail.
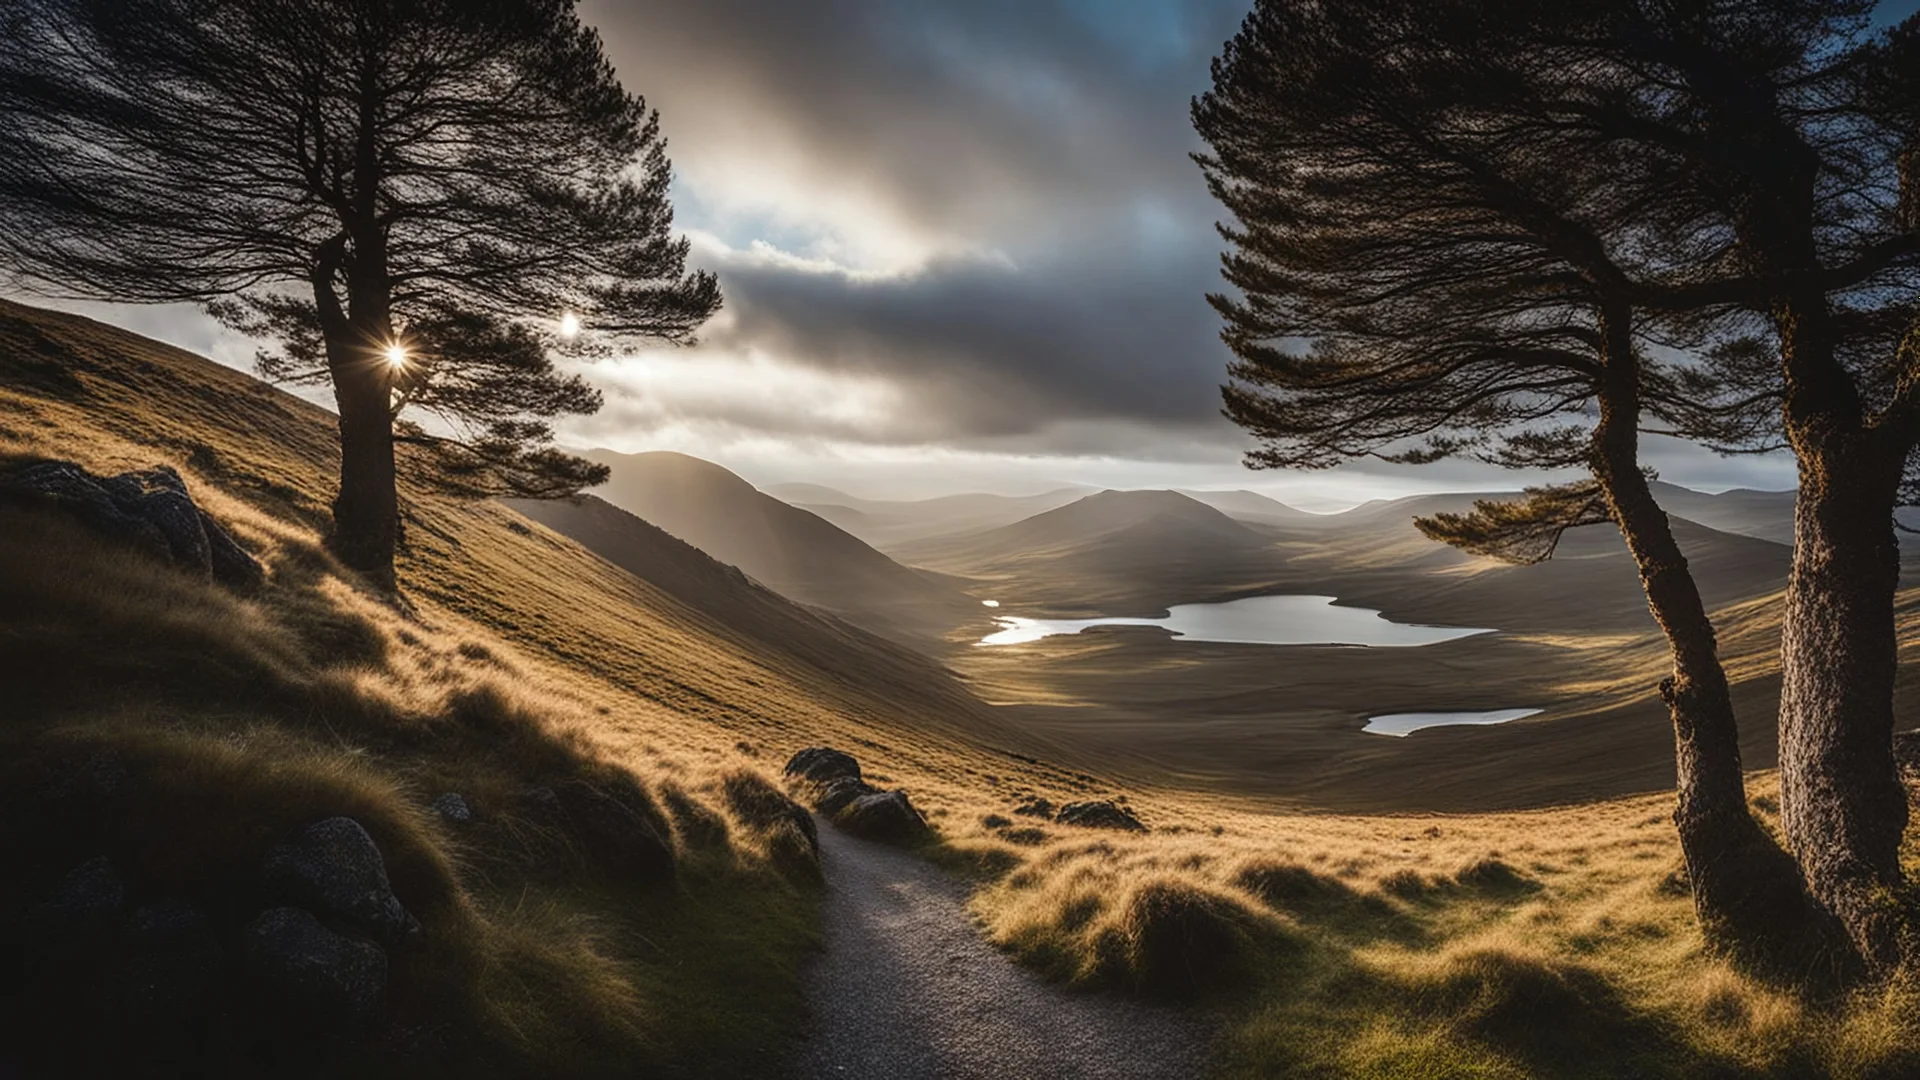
[787,821,1211,1079]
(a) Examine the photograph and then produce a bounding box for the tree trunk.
[311,225,400,590]
[1593,308,1837,974]
[325,332,399,590]
[1776,437,1909,972]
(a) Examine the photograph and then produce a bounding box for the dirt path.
[787,821,1212,1079]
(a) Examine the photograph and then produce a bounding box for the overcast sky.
[33,0,1920,507]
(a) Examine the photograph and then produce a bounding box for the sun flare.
[559,311,581,339]
[384,343,407,369]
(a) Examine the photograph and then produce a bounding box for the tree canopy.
[0,0,722,581]
[1196,0,1920,975]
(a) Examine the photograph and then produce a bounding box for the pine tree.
[1192,0,1920,973]
[0,0,721,588]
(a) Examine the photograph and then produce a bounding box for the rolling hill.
[762,483,1092,550]
[1175,488,1315,525]
[580,449,984,646]
[1268,489,1794,632]
[1647,481,1796,545]
[892,489,1282,615]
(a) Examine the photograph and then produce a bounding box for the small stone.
[243,907,386,1022]
[431,792,472,824]
[262,817,419,943]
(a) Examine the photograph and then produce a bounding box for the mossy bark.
[1776,437,1909,970]
[1763,303,1913,975]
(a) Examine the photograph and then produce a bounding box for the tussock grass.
[918,782,1920,1077]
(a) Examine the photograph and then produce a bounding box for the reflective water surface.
[976,594,1494,647]
[1362,708,1542,737]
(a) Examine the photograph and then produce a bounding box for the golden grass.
[6,298,1920,1075]
[909,776,1920,1077]
[0,505,835,1076]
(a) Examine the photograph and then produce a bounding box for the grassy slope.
[0,299,1088,1076]
[578,449,985,645]
[5,299,1920,1076]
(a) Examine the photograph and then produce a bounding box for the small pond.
[1362,708,1543,737]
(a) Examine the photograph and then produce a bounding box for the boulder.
[1056,800,1146,832]
[243,907,386,1022]
[100,468,212,573]
[0,460,262,588]
[3,461,170,561]
[431,792,473,824]
[838,789,931,843]
[783,747,862,785]
[815,776,873,817]
[262,817,419,943]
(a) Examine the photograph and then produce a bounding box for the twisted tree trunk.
[1594,309,1837,973]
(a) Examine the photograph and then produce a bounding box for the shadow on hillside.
[0,506,816,1078]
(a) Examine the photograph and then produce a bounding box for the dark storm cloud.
[703,238,1228,440]
[581,0,1252,450]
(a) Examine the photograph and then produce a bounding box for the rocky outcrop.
[262,817,420,944]
[1055,801,1146,832]
[783,747,931,844]
[0,460,263,588]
